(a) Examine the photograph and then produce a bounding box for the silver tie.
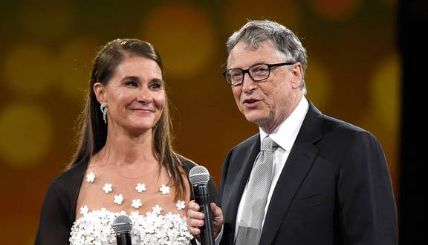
[236,136,275,245]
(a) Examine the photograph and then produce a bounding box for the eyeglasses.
[222,62,296,86]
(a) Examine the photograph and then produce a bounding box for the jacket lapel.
[260,103,323,245]
[223,135,260,229]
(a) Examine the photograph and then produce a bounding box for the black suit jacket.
[219,103,397,245]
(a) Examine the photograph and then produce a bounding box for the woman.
[35,39,217,244]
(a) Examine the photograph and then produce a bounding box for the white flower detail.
[152,205,162,214]
[102,183,112,193]
[114,194,124,205]
[86,172,95,183]
[80,205,89,215]
[69,209,193,245]
[131,199,142,209]
[176,200,186,210]
[160,184,170,195]
[135,183,146,193]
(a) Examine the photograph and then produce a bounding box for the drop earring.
[100,103,108,124]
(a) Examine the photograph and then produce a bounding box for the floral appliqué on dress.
[70,208,192,245]
[73,171,191,244]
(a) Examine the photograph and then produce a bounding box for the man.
[188,20,398,245]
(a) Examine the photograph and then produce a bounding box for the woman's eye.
[150,82,162,90]
[149,79,164,90]
[125,80,138,87]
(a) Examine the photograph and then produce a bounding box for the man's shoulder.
[307,101,366,134]
[321,114,372,138]
[318,113,383,147]
[305,103,379,146]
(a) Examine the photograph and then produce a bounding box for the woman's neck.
[96,127,158,167]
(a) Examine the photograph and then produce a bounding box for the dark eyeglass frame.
[222,62,296,86]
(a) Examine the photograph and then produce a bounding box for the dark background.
[0,0,421,243]
[398,0,426,243]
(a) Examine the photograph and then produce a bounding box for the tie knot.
[261,137,275,151]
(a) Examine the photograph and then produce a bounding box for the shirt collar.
[259,96,309,152]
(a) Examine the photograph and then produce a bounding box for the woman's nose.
[136,88,151,103]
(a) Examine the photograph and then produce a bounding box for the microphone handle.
[194,184,215,245]
[116,232,132,245]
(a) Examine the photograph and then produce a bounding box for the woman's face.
[94,55,165,135]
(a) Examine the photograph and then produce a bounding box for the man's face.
[227,41,303,132]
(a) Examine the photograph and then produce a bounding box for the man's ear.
[290,63,304,89]
[93,82,106,104]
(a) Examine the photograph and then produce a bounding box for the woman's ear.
[93,82,106,104]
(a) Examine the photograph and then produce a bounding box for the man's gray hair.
[226,20,308,91]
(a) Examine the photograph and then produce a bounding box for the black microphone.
[189,165,215,245]
[112,215,133,245]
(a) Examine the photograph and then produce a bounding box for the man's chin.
[243,113,266,125]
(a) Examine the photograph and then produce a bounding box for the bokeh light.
[18,0,73,38]
[308,0,363,21]
[141,3,217,79]
[0,103,53,167]
[224,0,300,33]
[370,54,400,133]
[58,37,98,100]
[3,43,56,96]
[305,59,331,109]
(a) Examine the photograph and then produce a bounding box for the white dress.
[69,207,192,245]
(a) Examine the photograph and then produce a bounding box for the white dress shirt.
[235,96,309,235]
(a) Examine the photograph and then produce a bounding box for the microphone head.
[189,165,210,185]
[112,215,132,234]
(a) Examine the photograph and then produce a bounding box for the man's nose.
[241,72,257,92]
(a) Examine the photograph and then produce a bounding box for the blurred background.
[0,0,422,244]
